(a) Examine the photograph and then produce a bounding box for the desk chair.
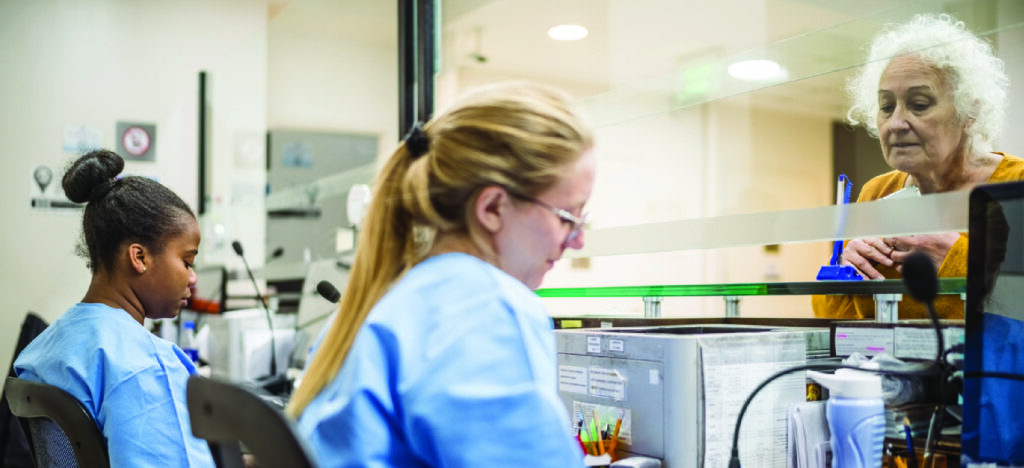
[187,375,317,468]
[4,377,109,468]
[2,312,49,467]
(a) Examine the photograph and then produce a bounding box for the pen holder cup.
[582,438,620,460]
[884,452,946,468]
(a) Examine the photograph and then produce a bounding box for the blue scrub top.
[14,303,214,467]
[297,253,583,468]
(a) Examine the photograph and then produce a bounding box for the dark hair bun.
[62,150,125,203]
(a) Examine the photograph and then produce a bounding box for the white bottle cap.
[807,369,882,398]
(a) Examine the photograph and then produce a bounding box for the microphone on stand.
[231,240,289,394]
[299,278,342,329]
[316,280,341,304]
[297,280,341,330]
[903,251,944,363]
[265,246,285,263]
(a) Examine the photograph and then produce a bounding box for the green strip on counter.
[535,278,966,298]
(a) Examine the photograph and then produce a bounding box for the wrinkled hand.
[882,232,959,273]
[842,233,958,279]
[841,237,895,279]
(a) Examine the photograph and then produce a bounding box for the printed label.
[589,366,627,400]
[558,365,588,395]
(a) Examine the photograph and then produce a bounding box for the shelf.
[535,278,965,298]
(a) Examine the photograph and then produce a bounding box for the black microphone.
[231,240,279,381]
[316,280,341,303]
[904,251,939,303]
[265,246,284,263]
[297,280,341,330]
[903,251,944,363]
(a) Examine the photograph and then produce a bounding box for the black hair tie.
[89,178,118,202]
[404,122,430,160]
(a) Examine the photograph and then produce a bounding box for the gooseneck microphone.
[316,280,341,304]
[231,240,278,379]
[265,246,285,263]
[903,252,939,301]
[903,251,944,362]
[297,280,342,330]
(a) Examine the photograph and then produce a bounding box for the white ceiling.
[269,0,994,122]
[439,0,925,121]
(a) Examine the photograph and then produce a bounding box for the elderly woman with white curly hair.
[813,13,1024,319]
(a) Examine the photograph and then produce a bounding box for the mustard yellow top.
[811,152,1024,319]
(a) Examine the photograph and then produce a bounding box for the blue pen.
[816,174,864,281]
[903,416,919,468]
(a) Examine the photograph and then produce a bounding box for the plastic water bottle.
[180,320,199,364]
[808,369,886,468]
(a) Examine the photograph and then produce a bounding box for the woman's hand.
[883,232,959,273]
[841,237,896,279]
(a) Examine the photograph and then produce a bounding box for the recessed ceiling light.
[727,59,785,81]
[548,24,588,41]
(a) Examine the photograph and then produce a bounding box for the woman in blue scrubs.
[289,82,595,468]
[15,149,214,467]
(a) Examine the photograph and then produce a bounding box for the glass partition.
[261,0,398,278]
[438,0,1024,318]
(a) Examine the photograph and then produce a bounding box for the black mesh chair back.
[186,375,317,468]
[4,377,109,468]
[26,419,77,467]
[2,312,49,467]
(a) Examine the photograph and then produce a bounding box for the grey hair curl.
[846,13,1009,154]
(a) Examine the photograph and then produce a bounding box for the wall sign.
[62,125,101,154]
[116,121,157,161]
[29,165,80,212]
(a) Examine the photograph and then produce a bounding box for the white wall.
[267,14,399,166]
[0,0,268,374]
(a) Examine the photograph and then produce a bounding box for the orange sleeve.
[811,293,860,319]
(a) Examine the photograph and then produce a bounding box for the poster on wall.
[62,125,101,154]
[116,121,157,161]
[29,165,81,212]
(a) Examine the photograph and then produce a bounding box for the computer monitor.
[963,180,1024,465]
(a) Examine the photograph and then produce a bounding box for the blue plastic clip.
[816,174,863,281]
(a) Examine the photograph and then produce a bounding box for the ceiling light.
[548,24,588,41]
[727,59,785,81]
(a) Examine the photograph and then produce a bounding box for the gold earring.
[141,266,147,273]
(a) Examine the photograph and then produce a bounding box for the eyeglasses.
[510,193,589,243]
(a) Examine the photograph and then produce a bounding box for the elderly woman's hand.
[883,232,959,273]
[841,237,896,279]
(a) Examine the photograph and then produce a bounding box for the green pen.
[578,412,596,455]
